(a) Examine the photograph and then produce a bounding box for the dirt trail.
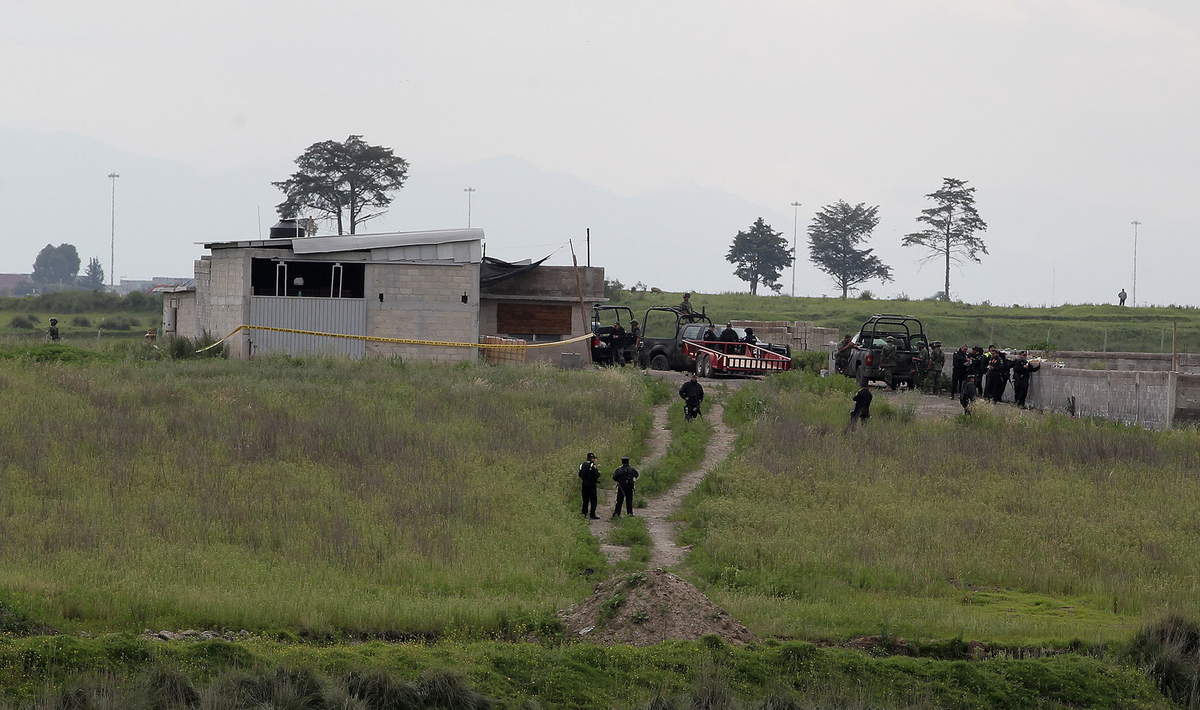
[592,404,670,563]
[643,403,733,568]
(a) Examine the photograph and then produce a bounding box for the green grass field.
[0,357,656,637]
[679,372,1200,646]
[611,289,1200,353]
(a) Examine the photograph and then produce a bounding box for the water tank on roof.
[270,218,309,239]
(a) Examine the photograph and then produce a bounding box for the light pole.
[107,172,120,290]
[790,201,801,298]
[464,187,476,228]
[1131,219,1141,307]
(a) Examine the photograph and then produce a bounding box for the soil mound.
[559,570,754,646]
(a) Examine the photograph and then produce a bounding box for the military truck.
[637,306,713,371]
[845,314,928,389]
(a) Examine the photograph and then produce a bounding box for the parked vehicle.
[637,307,792,377]
[845,314,928,389]
[590,304,638,366]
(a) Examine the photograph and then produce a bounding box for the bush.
[0,290,161,315]
[1127,615,1200,707]
[8,315,35,329]
[790,350,828,375]
[71,316,92,327]
[857,290,875,300]
[98,315,134,331]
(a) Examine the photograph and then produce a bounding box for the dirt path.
[592,403,670,563]
[875,388,966,418]
[643,402,734,569]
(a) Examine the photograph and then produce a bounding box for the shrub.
[857,290,874,300]
[8,315,35,329]
[98,315,134,331]
[790,350,828,375]
[1127,615,1200,707]
[71,316,92,327]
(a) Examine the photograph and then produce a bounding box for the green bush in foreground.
[0,636,1172,709]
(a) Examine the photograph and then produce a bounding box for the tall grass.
[680,371,1200,644]
[0,359,651,635]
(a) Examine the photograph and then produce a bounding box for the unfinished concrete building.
[161,227,603,362]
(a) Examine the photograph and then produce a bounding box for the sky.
[1,0,1197,305]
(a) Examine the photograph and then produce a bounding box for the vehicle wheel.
[696,354,709,377]
[650,354,670,371]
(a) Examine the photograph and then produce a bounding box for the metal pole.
[107,172,119,289]
[790,203,798,298]
[1131,219,1141,307]
[1172,320,1178,371]
[464,187,476,228]
[586,227,591,267]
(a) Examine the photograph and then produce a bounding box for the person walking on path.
[679,373,705,421]
[846,384,873,432]
[611,456,639,519]
[960,375,978,415]
[578,453,601,519]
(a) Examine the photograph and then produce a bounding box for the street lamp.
[107,172,119,290]
[464,187,477,228]
[790,201,802,298]
[1130,219,1141,307]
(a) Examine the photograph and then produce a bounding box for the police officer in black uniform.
[679,373,704,421]
[1010,351,1041,408]
[612,456,639,519]
[578,453,601,519]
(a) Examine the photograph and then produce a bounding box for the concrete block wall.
[1052,350,1200,374]
[365,262,480,363]
[203,251,251,358]
[1025,367,1174,430]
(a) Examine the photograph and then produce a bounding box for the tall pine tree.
[807,201,892,298]
[726,218,792,295]
[901,177,988,300]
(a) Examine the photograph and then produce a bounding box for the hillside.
[611,290,1200,353]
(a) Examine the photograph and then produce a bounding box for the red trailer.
[682,339,793,378]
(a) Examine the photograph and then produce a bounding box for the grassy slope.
[0,635,1170,709]
[611,290,1200,353]
[679,372,1200,645]
[0,358,656,636]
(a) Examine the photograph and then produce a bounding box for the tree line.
[726,177,988,299]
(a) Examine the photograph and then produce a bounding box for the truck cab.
[591,305,638,366]
[845,314,929,389]
[637,307,713,371]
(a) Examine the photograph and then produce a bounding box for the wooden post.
[569,240,588,335]
[1172,320,1178,371]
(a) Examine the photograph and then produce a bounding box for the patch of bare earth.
[560,570,754,646]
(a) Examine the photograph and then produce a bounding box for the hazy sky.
[2,1,1197,305]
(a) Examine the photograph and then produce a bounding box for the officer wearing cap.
[578,453,601,519]
[612,456,639,519]
[927,341,945,394]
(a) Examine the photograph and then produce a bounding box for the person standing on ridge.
[578,453,601,519]
[1118,288,1127,306]
[612,457,639,519]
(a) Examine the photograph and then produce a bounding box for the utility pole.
[1131,219,1141,307]
[790,201,801,298]
[107,172,120,290]
[464,187,477,228]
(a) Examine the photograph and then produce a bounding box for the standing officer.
[678,293,695,313]
[578,453,601,519]
[835,335,856,375]
[960,375,978,415]
[847,384,873,432]
[1118,288,1127,306]
[927,341,946,394]
[742,327,758,346]
[1010,351,1041,408]
[612,457,639,519]
[951,345,969,397]
[879,336,897,388]
[47,318,61,342]
[679,373,704,421]
[719,323,740,354]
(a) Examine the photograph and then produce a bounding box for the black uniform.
[680,379,705,420]
[578,460,600,518]
[960,379,978,414]
[951,349,969,396]
[848,387,872,430]
[985,352,1010,402]
[1010,357,1041,408]
[971,350,988,394]
[702,327,717,341]
[719,327,739,353]
[612,463,639,518]
[47,324,60,342]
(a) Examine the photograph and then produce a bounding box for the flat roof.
[203,228,484,254]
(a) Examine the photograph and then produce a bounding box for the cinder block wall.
[203,251,251,358]
[1051,350,1200,373]
[365,262,480,363]
[1025,367,1174,430]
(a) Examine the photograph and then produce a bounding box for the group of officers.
[835,335,1042,411]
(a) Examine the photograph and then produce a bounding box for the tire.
[697,354,710,378]
[650,354,670,371]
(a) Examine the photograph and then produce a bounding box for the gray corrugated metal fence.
[249,296,366,358]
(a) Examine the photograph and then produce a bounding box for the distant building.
[0,273,32,296]
[161,226,604,362]
[117,277,190,295]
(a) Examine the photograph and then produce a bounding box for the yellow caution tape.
[196,325,593,354]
